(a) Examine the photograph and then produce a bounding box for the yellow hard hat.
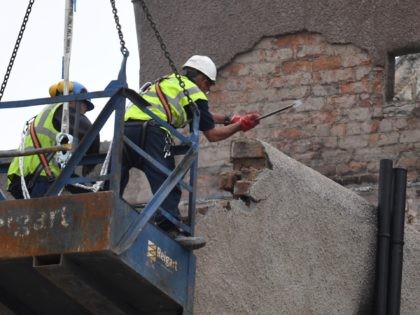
[49,81,94,111]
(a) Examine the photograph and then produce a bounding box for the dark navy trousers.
[121,121,181,225]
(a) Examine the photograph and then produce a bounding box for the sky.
[0,0,140,149]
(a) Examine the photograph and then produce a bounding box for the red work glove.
[230,114,242,124]
[239,113,260,131]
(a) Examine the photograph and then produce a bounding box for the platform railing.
[0,74,201,255]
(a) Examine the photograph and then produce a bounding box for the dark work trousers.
[121,121,181,229]
[8,176,52,199]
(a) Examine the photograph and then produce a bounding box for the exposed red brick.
[311,56,342,71]
[349,161,367,172]
[197,32,420,228]
[331,124,347,137]
[310,111,338,124]
[233,180,252,197]
[223,63,248,76]
[240,167,261,181]
[369,133,379,145]
[282,60,312,74]
[275,128,303,139]
[219,171,241,192]
[370,120,379,133]
[373,78,383,94]
[233,158,268,171]
[340,79,369,94]
[231,140,266,159]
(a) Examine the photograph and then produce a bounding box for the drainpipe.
[374,159,394,315]
[387,168,407,315]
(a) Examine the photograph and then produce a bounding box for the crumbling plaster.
[194,140,420,314]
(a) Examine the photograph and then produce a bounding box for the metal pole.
[255,104,294,121]
[61,0,74,135]
[255,100,302,121]
[387,168,407,315]
[0,144,72,158]
[374,159,394,315]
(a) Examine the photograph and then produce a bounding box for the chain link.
[0,0,35,101]
[138,0,195,107]
[110,0,129,56]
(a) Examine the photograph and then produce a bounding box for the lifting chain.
[110,0,129,57]
[138,0,196,108]
[0,0,35,101]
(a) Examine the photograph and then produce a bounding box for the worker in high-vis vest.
[122,55,260,249]
[7,81,100,199]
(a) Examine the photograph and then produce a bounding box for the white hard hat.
[182,55,217,82]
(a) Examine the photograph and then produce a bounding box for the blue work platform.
[0,66,200,314]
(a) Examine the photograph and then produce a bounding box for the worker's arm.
[211,112,229,125]
[199,100,259,142]
[203,113,260,142]
[203,122,242,142]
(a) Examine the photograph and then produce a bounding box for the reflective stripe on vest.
[7,103,62,185]
[124,74,207,128]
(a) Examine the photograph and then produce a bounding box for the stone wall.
[192,32,420,232]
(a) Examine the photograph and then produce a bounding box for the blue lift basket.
[0,55,199,315]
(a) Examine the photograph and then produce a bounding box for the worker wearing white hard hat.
[122,55,261,250]
[182,55,217,82]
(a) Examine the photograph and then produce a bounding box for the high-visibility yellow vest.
[125,74,207,128]
[7,103,62,186]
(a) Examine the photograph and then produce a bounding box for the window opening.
[393,53,420,101]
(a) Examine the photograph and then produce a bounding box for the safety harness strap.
[155,81,173,124]
[27,153,55,189]
[29,121,55,181]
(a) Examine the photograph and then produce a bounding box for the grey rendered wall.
[133,0,420,84]
[193,141,420,314]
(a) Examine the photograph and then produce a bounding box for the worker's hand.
[229,114,242,124]
[239,113,260,131]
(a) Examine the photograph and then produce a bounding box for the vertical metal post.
[375,159,394,315]
[184,107,200,315]
[187,159,198,234]
[187,109,200,235]
[387,168,407,315]
[108,94,126,196]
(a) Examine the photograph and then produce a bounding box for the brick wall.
[198,32,420,230]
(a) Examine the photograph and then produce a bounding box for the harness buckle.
[163,133,174,158]
[55,132,74,167]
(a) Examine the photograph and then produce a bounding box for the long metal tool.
[256,100,302,121]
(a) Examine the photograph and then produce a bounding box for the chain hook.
[110,0,129,57]
[138,0,197,111]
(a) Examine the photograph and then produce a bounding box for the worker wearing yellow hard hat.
[7,81,99,199]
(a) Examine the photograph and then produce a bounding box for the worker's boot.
[167,229,206,250]
[174,234,206,250]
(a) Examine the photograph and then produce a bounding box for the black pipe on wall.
[387,168,407,315]
[374,160,408,315]
[375,159,394,315]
